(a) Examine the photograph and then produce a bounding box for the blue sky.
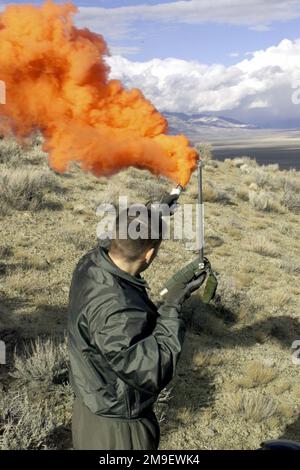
[4,0,300,63]
[2,1,300,127]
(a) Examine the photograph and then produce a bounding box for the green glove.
[202,271,218,303]
[160,258,208,307]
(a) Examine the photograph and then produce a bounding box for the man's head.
[109,204,166,274]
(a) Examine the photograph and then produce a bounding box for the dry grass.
[191,309,228,337]
[204,181,232,204]
[11,337,69,387]
[244,235,279,258]
[0,389,57,450]
[0,384,72,450]
[224,390,278,422]
[236,185,249,201]
[269,288,291,308]
[248,190,283,213]
[4,269,49,297]
[13,250,50,271]
[1,138,300,450]
[237,164,300,216]
[0,167,59,211]
[176,406,197,425]
[279,256,300,275]
[192,350,225,368]
[236,361,277,388]
[0,138,23,164]
[226,156,258,168]
[282,182,300,214]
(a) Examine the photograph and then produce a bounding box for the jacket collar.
[93,246,149,289]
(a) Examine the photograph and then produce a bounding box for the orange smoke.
[0,1,198,186]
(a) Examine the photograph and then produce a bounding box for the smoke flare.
[0,1,198,186]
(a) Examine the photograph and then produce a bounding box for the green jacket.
[68,246,186,419]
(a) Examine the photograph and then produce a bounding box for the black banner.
[0,450,299,468]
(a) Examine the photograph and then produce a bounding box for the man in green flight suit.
[68,201,205,450]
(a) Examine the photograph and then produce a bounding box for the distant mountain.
[164,111,258,137]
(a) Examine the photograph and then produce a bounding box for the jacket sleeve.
[89,300,186,396]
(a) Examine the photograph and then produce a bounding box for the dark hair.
[109,204,166,262]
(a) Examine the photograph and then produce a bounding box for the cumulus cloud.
[107,38,300,126]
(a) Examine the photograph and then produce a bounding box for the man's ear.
[145,247,155,264]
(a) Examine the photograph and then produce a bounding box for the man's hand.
[160,258,209,307]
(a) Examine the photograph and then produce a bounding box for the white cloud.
[109,45,141,56]
[249,24,272,32]
[106,38,300,125]
[248,99,269,109]
[75,1,300,40]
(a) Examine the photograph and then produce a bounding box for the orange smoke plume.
[0,1,197,186]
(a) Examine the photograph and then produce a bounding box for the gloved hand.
[159,259,209,313]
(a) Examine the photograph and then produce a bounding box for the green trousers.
[72,397,160,450]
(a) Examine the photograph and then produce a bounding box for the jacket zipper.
[124,383,131,418]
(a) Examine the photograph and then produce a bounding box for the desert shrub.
[13,251,50,271]
[0,389,58,450]
[130,179,167,201]
[0,168,58,211]
[22,145,47,166]
[236,362,277,388]
[269,288,290,310]
[282,181,300,214]
[213,273,244,318]
[240,164,254,175]
[204,182,231,204]
[192,350,225,368]
[243,167,288,193]
[0,137,46,167]
[248,190,282,212]
[251,170,274,188]
[3,268,48,297]
[0,138,22,164]
[192,310,227,337]
[116,168,168,201]
[194,143,213,162]
[279,256,300,275]
[224,390,278,422]
[266,163,280,172]
[0,245,13,258]
[11,337,69,387]
[0,383,73,450]
[236,186,249,201]
[245,235,278,258]
[206,159,219,168]
[59,227,94,251]
[93,184,122,208]
[206,234,224,249]
[228,156,257,168]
